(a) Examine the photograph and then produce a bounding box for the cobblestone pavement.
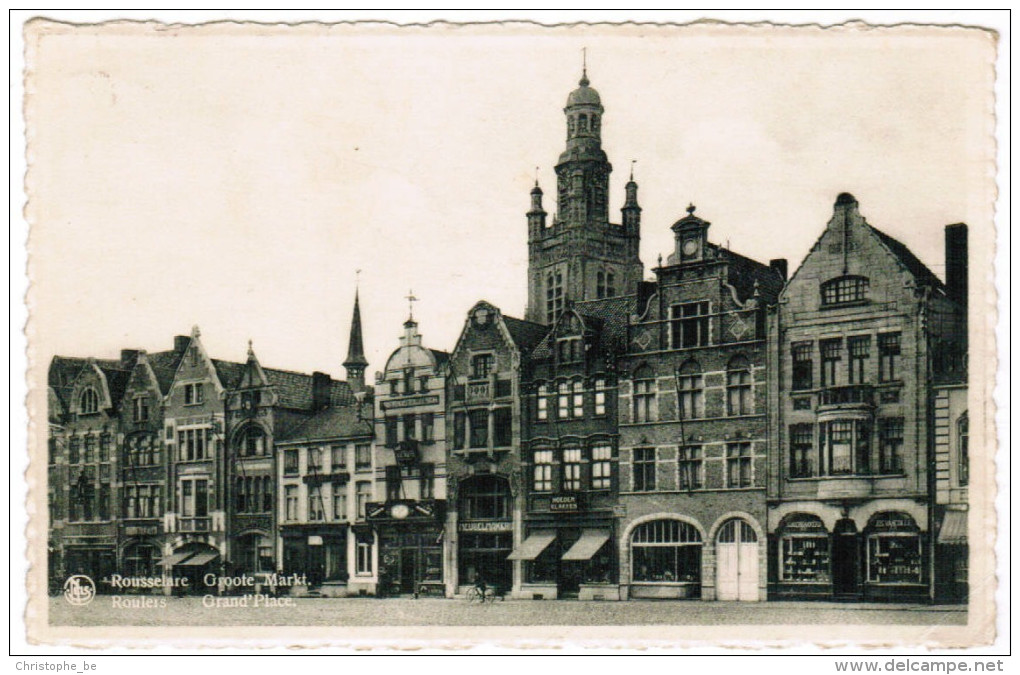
[49,596,967,627]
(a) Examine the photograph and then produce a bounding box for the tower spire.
[344,288,368,390]
[581,47,588,85]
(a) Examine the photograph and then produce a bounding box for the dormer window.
[557,336,583,363]
[821,275,869,306]
[79,388,100,415]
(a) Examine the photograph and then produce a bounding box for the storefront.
[369,499,446,597]
[771,513,832,601]
[63,545,117,592]
[163,542,221,595]
[280,525,347,589]
[515,524,616,600]
[934,508,968,604]
[628,519,703,599]
[863,511,927,602]
[456,475,514,593]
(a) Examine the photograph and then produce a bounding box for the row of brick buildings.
[46,68,970,603]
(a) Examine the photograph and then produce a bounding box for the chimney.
[945,223,968,307]
[769,258,788,281]
[174,335,190,353]
[312,371,332,412]
[120,349,140,368]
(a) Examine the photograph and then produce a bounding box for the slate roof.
[429,349,450,368]
[146,349,187,394]
[870,225,945,291]
[277,401,374,443]
[211,359,356,410]
[48,356,125,411]
[98,366,132,411]
[502,315,549,355]
[575,295,636,353]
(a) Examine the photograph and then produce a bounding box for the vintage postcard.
[22,18,999,649]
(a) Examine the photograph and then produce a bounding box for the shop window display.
[631,519,702,584]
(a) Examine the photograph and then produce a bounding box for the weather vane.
[406,289,418,321]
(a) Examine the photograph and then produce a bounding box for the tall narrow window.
[355,481,371,519]
[562,447,583,491]
[385,418,398,447]
[557,381,570,419]
[79,388,100,414]
[355,443,372,470]
[596,271,606,299]
[958,414,969,486]
[848,336,871,384]
[572,380,584,417]
[670,302,710,349]
[591,444,612,489]
[821,339,842,387]
[546,272,564,324]
[594,378,607,416]
[284,485,298,521]
[726,443,753,487]
[308,485,325,521]
[632,368,657,423]
[878,333,901,382]
[726,356,752,416]
[332,483,347,520]
[678,445,703,490]
[453,412,466,450]
[403,414,416,441]
[789,424,815,478]
[283,449,299,475]
[633,447,657,492]
[879,418,904,474]
[677,361,703,419]
[421,413,434,442]
[133,396,149,422]
[536,384,549,421]
[493,407,512,447]
[605,271,616,297]
[827,421,853,475]
[792,342,813,391]
[469,409,488,448]
[533,449,553,492]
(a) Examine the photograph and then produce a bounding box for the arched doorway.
[715,518,759,601]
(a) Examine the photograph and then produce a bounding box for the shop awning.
[175,551,219,567]
[561,529,611,561]
[938,511,968,544]
[507,530,556,561]
[162,551,195,567]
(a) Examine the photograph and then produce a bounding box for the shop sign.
[783,515,827,533]
[871,512,918,532]
[394,440,419,465]
[124,525,159,536]
[382,395,439,411]
[550,494,580,512]
[458,520,512,533]
[307,535,323,546]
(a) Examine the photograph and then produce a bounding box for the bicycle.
[465,583,497,604]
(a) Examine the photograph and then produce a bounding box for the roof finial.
[687,203,696,215]
[630,159,637,182]
[247,338,254,357]
[535,166,540,187]
[580,47,589,86]
[406,289,418,322]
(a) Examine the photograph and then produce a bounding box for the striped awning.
[507,530,556,561]
[176,551,219,567]
[938,510,968,544]
[161,550,195,567]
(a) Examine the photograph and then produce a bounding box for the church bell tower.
[525,64,643,325]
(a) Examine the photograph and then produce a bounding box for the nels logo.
[63,574,96,606]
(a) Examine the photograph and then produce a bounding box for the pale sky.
[27,22,995,380]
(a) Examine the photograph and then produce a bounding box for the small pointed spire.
[580,47,589,86]
[405,289,419,324]
[629,159,636,182]
[247,339,254,358]
[344,288,368,377]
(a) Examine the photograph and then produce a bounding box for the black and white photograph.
[13,13,1004,659]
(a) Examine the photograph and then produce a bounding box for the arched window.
[239,426,266,457]
[726,356,752,416]
[79,387,100,415]
[821,275,869,306]
[632,365,657,423]
[631,519,702,584]
[596,271,606,299]
[677,360,703,419]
